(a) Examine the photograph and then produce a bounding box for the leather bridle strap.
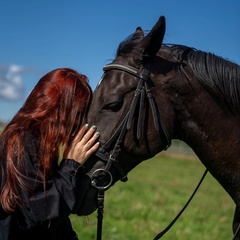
[101,63,170,141]
[94,62,173,183]
[103,63,149,81]
[103,72,147,180]
[96,62,171,182]
[144,80,171,149]
[103,63,171,146]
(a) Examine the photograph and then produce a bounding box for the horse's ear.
[138,16,166,58]
[131,26,144,40]
[135,27,144,37]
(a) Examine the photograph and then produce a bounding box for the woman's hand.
[64,124,100,164]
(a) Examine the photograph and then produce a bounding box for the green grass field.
[71,153,235,240]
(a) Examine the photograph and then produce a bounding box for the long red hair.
[0,68,92,213]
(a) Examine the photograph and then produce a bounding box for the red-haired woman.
[0,68,100,240]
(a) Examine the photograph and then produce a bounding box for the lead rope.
[96,187,105,240]
[153,169,208,240]
[93,169,208,240]
[233,224,240,240]
[93,167,240,240]
[91,169,113,240]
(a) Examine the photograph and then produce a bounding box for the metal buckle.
[91,168,113,190]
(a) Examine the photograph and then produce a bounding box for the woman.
[0,68,99,240]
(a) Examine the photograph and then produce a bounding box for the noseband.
[91,62,171,187]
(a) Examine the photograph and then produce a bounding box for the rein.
[90,62,207,240]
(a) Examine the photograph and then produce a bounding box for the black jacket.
[0,132,92,240]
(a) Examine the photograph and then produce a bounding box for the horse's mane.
[165,44,240,115]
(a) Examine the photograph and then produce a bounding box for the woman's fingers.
[73,123,89,142]
[83,140,100,160]
[74,124,98,144]
[65,124,100,164]
[78,125,100,153]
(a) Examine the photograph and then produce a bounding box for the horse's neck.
[178,93,240,204]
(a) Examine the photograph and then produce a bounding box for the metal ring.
[91,168,113,190]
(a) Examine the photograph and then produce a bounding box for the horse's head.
[85,16,176,189]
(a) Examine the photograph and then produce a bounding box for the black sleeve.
[17,158,88,230]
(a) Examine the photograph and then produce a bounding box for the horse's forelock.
[116,31,148,58]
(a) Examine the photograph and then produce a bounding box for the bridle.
[91,61,171,186]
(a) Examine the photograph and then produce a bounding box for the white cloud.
[0,64,25,101]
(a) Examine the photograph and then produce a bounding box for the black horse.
[86,16,240,238]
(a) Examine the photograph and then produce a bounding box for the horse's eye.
[103,101,123,112]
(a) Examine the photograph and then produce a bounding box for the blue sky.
[0,0,239,122]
